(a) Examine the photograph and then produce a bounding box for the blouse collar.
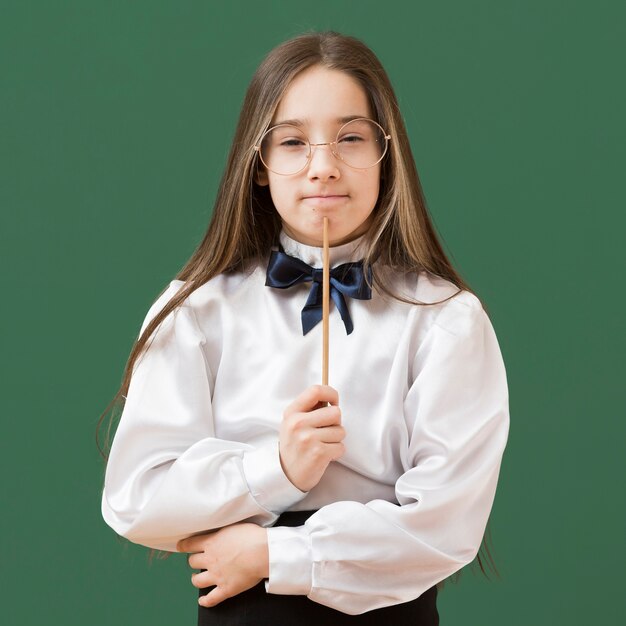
[278,229,368,268]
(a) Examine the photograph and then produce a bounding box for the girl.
[99,30,509,625]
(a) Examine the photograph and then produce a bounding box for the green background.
[2,1,624,624]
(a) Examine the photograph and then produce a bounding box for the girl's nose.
[306,143,341,181]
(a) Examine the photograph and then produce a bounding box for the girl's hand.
[177,523,269,608]
[279,384,346,492]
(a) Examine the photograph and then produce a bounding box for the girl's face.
[256,65,381,247]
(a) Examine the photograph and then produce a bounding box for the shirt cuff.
[242,443,307,513]
[266,524,313,595]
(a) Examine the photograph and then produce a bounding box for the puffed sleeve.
[265,295,510,615]
[101,281,306,552]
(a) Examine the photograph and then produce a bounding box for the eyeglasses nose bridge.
[308,140,341,163]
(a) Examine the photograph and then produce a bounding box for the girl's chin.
[282,220,330,246]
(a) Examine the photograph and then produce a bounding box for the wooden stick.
[322,217,330,386]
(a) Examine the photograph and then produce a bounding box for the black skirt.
[197,510,439,625]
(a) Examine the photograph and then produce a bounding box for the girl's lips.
[302,195,349,205]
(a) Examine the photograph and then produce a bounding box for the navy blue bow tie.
[265,246,373,335]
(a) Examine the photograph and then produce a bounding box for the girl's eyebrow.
[272,115,367,127]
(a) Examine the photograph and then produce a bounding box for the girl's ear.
[254,167,269,186]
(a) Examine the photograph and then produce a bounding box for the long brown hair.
[97,30,498,580]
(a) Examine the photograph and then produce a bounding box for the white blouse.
[101,230,510,615]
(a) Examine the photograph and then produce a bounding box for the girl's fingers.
[325,441,346,460]
[187,552,205,569]
[178,533,211,553]
[299,404,342,428]
[284,385,339,415]
[318,425,346,443]
[200,585,230,608]
[191,570,214,589]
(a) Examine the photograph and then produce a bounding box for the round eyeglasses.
[253,118,391,176]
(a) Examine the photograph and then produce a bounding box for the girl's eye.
[339,134,364,144]
[280,138,307,147]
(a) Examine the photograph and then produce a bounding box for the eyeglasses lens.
[259,119,387,175]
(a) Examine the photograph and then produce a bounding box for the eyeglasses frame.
[252,117,391,176]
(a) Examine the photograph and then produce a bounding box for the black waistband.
[274,509,317,527]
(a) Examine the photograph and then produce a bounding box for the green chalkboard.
[1,1,623,624]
